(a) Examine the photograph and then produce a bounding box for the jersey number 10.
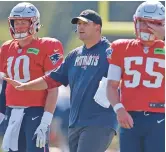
[7,55,30,82]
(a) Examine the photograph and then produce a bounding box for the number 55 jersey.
[107,39,165,113]
[0,38,63,107]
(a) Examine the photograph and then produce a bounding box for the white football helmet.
[8,2,41,39]
[133,1,165,43]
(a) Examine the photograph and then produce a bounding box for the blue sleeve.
[0,80,6,114]
[49,56,70,86]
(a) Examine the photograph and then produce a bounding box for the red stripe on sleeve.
[42,75,62,89]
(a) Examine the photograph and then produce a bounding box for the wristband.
[113,103,124,113]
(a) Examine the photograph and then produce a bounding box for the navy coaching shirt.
[49,37,118,130]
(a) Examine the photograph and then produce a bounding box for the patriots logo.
[106,48,113,59]
[81,10,89,16]
[49,53,62,65]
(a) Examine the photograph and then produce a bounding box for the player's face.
[14,19,31,34]
[76,20,99,41]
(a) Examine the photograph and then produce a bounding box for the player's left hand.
[34,111,53,148]
[34,123,49,148]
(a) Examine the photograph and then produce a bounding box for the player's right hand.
[0,113,5,124]
[116,108,134,129]
[147,23,165,40]
[3,77,25,91]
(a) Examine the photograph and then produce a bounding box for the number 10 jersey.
[0,37,63,107]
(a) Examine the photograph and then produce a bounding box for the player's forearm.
[44,87,59,114]
[25,77,48,90]
[39,88,59,128]
[106,81,120,107]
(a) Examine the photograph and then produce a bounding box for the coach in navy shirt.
[4,9,118,152]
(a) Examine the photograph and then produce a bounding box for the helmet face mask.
[133,1,165,45]
[8,2,41,40]
[134,19,164,42]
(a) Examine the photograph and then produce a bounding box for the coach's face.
[76,19,99,41]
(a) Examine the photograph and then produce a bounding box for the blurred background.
[0,1,164,152]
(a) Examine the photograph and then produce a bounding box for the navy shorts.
[120,111,165,152]
[4,107,49,152]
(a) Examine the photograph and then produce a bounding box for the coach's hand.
[116,108,134,129]
[3,77,26,91]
